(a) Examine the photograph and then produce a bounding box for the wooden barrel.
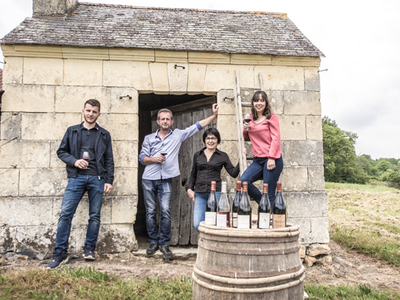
[192,223,304,300]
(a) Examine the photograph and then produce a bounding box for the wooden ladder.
[234,71,264,175]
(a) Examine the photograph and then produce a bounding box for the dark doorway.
[135,93,216,246]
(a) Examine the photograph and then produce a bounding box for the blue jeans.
[142,178,172,247]
[54,174,105,256]
[193,192,221,230]
[240,156,283,206]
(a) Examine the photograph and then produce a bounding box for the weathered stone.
[187,64,207,93]
[111,168,138,196]
[304,67,320,91]
[24,57,63,85]
[256,66,304,91]
[316,254,333,265]
[19,169,68,197]
[282,140,323,166]
[306,116,323,141]
[204,65,236,92]
[50,141,65,168]
[2,57,23,85]
[33,0,77,17]
[285,192,328,218]
[290,216,330,245]
[0,140,50,168]
[304,255,317,267]
[111,196,137,224]
[280,167,308,191]
[96,224,138,253]
[280,115,306,141]
[2,84,55,113]
[113,141,138,168]
[64,59,102,86]
[103,61,152,91]
[299,245,306,259]
[110,88,138,114]
[168,62,188,94]
[283,91,321,116]
[268,91,284,115]
[307,244,331,256]
[0,169,19,197]
[0,227,15,252]
[217,114,238,141]
[217,89,236,115]
[99,113,137,141]
[308,166,326,191]
[0,112,21,140]
[150,63,169,94]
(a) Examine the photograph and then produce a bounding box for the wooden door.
[151,99,215,245]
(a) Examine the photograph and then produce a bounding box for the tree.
[322,117,368,184]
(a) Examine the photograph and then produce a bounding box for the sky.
[1,0,400,159]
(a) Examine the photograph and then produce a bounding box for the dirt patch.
[1,241,400,292]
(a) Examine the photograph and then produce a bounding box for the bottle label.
[216,213,227,227]
[232,212,238,228]
[237,215,251,229]
[205,212,217,226]
[258,213,270,229]
[273,214,286,228]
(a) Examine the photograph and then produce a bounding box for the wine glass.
[244,113,251,131]
[160,150,167,164]
[82,151,90,169]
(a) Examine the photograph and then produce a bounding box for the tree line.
[322,116,400,188]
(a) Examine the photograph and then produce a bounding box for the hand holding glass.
[82,151,90,169]
[244,113,251,131]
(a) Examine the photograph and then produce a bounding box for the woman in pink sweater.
[241,91,283,206]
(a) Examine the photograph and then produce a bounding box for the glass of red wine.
[244,113,251,131]
[160,151,167,164]
[82,151,90,169]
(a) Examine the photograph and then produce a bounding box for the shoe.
[160,246,173,260]
[84,249,96,260]
[46,253,68,269]
[146,243,159,255]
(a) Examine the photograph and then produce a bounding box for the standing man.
[139,104,218,260]
[47,99,114,269]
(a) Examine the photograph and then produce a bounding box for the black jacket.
[57,123,114,184]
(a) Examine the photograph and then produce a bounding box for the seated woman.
[241,91,283,207]
[186,128,239,230]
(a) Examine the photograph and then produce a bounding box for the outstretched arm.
[198,103,218,128]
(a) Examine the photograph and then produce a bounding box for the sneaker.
[84,249,96,260]
[160,246,173,260]
[46,253,68,269]
[146,243,159,255]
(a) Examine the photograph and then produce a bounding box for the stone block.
[0,140,50,168]
[110,88,138,114]
[0,169,19,197]
[236,66,256,88]
[13,225,55,254]
[109,48,155,61]
[268,91,284,115]
[231,53,272,66]
[203,65,236,93]
[21,113,81,140]
[306,116,323,141]
[255,66,304,91]
[155,50,187,63]
[97,224,138,253]
[2,57,23,85]
[0,226,16,252]
[282,140,324,166]
[100,113,138,141]
[1,84,55,113]
[62,47,108,60]
[64,59,102,86]
[280,166,308,191]
[305,67,320,91]
[187,64,206,93]
[112,168,138,196]
[1,112,21,140]
[188,51,230,64]
[308,166,326,191]
[24,58,63,85]
[285,192,328,218]
[307,244,331,256]
[290,217,329,245]
[55,86,109,113]
[283,91,321,116]
[113,140,138,168]
[19,169,68,197]
[149,63,169,94]
[217,115,238,141]
[168,62,188,94]
[217,89,236,115]
[103,61,152,91]
[280,115,306,141]
[0,197,54,226]
[50,141,65,168]
[111,196,138,224]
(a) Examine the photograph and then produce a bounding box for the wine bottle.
[273,181,286,228]
[237,181,252,229]
[217,181,230,227]
[205,181,217,226]
[258,183,271,229]
[231,181,241,228]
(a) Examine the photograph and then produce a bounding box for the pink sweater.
[243,113,281,159]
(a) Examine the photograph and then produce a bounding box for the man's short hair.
[84,99,101,111]
[157,108,173,120]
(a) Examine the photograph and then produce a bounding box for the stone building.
[0,0,328,254]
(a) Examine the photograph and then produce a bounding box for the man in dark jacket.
[47,99,114,269]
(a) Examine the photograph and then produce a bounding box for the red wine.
[273,182,286,228]
[231,181,241,228]
[161,152,167,156]
[238,182,252,229]
[258,183,271,229]
[217,182,230,227]
[205,181,217,226]
[244,119,251,123]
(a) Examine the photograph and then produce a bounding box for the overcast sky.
[1,0,399,159]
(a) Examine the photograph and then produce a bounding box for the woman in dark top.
[186,128,239,230]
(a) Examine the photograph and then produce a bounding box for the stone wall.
[0,45,328,254]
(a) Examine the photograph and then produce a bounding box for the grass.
[1,182,400,299]
[0,267,192,300]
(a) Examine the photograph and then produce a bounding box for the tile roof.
[1,3,323,57]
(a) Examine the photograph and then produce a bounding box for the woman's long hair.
[251,91,272,120]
